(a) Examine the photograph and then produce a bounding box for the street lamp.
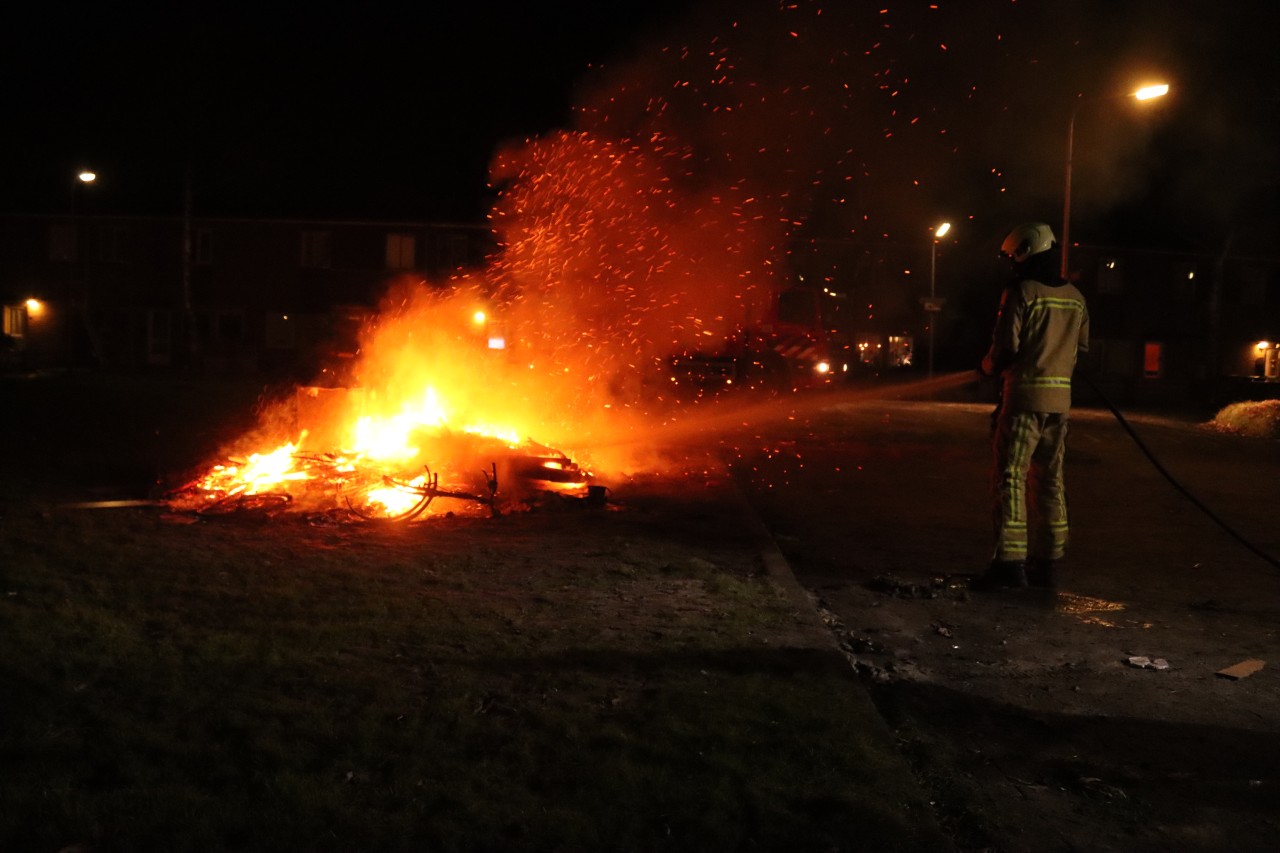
[69,168,97,253]
[1061,83,1169,278]
[68,168,100,365]
[927,221,951,380]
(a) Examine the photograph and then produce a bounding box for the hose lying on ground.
[1081,373,1280,571]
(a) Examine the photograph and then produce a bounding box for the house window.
[3,305,28,337]
[446,233,470,269]
[1097,258,1124,294]
[855,335,885,366]
[1092,338,1131,378]
[1239,266,1266,306]
[98,225,127,263]
[301,231,332,268]
[1142,342,1163,378]
[49,223,77,262]
[196,228,214,265]
[886,335,913,367]
[148,310,172,365]
[217,311,245,342]
[386,233,416,269]
[1173,263,1197,301]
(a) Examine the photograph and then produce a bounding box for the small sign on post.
[919,296,947,313]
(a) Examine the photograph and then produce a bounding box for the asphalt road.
[723,388,1280,851]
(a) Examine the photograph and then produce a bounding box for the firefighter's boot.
[1026,558,1057,589]
[973,559,1029,591]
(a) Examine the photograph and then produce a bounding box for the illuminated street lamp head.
[78,171,97,183]
[1134,83,1169,101]
[934,222,951,239]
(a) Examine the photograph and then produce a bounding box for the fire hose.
[1081,372,1280,571]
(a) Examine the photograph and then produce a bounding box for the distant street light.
[1061,83,1169,278]
[927,221,951,380]
[1134,84,1170,101]
[69,167,98,229]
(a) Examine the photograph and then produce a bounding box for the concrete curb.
[718,462,960,852]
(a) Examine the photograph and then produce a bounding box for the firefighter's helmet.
[1000,222,1056,263]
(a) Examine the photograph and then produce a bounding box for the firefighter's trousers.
[991,408,1070,563]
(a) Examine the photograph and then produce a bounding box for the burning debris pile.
[164,398,590,522]
[164,364,598,522]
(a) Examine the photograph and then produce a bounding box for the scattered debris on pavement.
[1125,655,1170,671]
[867,573,967,599]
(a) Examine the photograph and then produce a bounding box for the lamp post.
[70,169,96,275]
[926,221,950,380]
[1061,83,1169,279]
[69,169,96,255]
[69,169,98,365]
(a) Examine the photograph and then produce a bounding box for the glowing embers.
[1055,592,1151,629]
[167,383,592,522]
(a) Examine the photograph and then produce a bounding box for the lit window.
[855,335,882,365]
[1143,342,1163,378]
[486,321,507,350]
[3,305,27,337]
[887,335,913,367]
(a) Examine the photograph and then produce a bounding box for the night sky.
[2,1,690,222]
[3,1,1277,256]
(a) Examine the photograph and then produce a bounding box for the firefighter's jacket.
[982,277,1089,414]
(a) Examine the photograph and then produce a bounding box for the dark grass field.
[0,370,947,852]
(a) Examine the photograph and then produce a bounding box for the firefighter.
[976,222,1089,589]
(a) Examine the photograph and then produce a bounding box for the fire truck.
[664,286,838,397]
